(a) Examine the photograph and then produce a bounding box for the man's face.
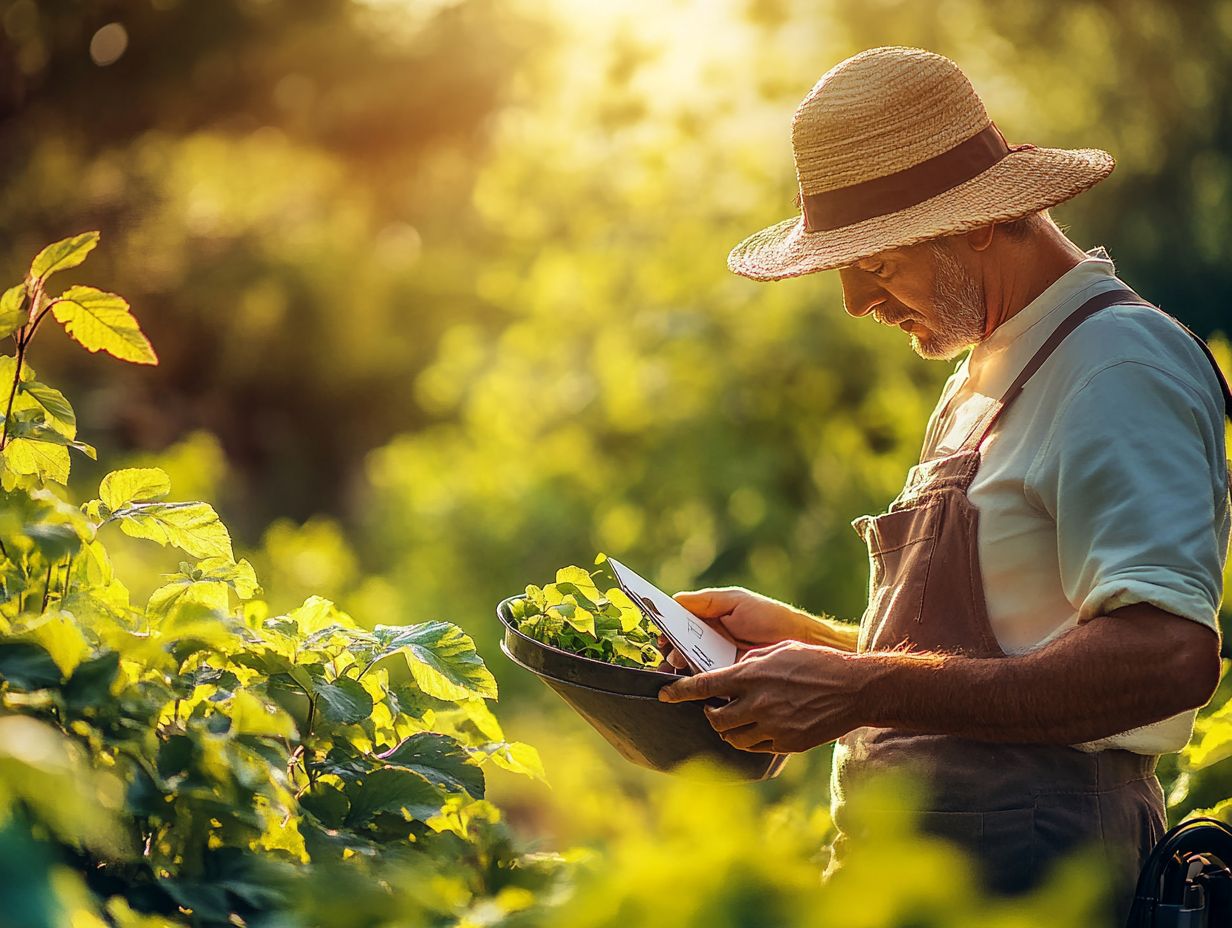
[837,237,987,360]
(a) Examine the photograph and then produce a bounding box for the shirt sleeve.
[1025,359,1230,633]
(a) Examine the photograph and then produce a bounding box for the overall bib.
[828,287,1232,923]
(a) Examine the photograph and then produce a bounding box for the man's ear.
[964,223,996,252]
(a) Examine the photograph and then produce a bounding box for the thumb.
[672,587,744,621]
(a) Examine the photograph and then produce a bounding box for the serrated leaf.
[29,232,99,282]
[344,767,445,826]
[2,435,71,484]
[0,283,28,339]
[17,381,75,439]
[373,621,497,701]
[147,576,230,620]
[51,285,157,364]
[314,677,374,726]
[100,467,171,510]
[197,556,259,598]
[380,732,485,799]
[113,500,233,561]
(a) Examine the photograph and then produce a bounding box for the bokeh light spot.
[89,22,128,67]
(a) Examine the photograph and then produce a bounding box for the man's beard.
[911,242,987,360]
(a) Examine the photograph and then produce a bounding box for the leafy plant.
[508,558,664,668]
[0,234,558,927]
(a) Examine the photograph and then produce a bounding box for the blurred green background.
[3,0,1230,860]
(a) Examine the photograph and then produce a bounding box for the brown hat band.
[800,122,1035,233]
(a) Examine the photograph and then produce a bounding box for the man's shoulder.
[1042,297,1222,412]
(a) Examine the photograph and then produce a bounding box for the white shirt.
[908,247,1230,754]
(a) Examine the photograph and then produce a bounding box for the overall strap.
[972,287,1232,449]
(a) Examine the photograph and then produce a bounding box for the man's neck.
[981,231,1089,339]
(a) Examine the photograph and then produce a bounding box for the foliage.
[508,559,663,669]
[4,3,1232,925]
[0,236,555,927]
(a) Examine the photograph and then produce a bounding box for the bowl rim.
[496,593,684,684]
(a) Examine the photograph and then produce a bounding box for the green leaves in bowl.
[508,559,664,669]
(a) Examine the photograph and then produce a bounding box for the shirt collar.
[968,246,1118,369]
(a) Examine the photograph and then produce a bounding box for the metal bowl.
[497,595,788,781]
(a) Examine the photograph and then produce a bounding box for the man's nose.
[838,267,886,318]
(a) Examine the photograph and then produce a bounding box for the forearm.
[799,612,860,652]
[854,606,1220,743]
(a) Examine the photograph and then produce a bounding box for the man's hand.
[657,641,868,753]
[658,587,856,670]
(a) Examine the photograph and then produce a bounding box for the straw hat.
[728,46,1114,281]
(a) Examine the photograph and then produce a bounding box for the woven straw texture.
[729,47,1114,280]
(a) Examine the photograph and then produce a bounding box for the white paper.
[606,557,737,673]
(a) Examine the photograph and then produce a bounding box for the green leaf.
[344,767,445,826]
[63,652,120,712]
[314,677,374,726]
[17,381,75,439]
[1183,701,1232,771]
[227,690,297,738]
[2,434,71,484]
[28,232,99,282]
[113,500,234,561]
[50,285,157,365]
[100,467,171,510]
[300,782,350,828]
[147,575,231,620]
[482,741,547,783]
[21,612,90,677]
[373,621,498,701]
[0,642,62,689]
[0,283,28,339]
[380,732,485,799]
[199,556,259,598]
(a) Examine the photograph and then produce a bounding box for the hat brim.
[727,146,1114,281]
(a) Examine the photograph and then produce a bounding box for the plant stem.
[0,286,34,451]
[1,341,25,451]
[40,561,53,612]
[24,300,57,343]
[60,553,74,600]
[303,697,318,788]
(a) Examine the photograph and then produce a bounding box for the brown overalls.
[827,288,1232,924]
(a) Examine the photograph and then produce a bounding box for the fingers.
[703,698,758,733]
[658,666,742,703]
[672,587,745,621]
[708,717,777,753]
[656,634,689,669]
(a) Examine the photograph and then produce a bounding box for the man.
[657,46,1231,917]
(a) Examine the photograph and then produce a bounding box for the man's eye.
[868,262,889,278]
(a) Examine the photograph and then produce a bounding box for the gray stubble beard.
[913,240,987,360]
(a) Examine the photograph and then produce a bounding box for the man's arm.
[858,602,1221,743]
[800,613,861,652]
[660,602,1221,753]
[667,588,861,656]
